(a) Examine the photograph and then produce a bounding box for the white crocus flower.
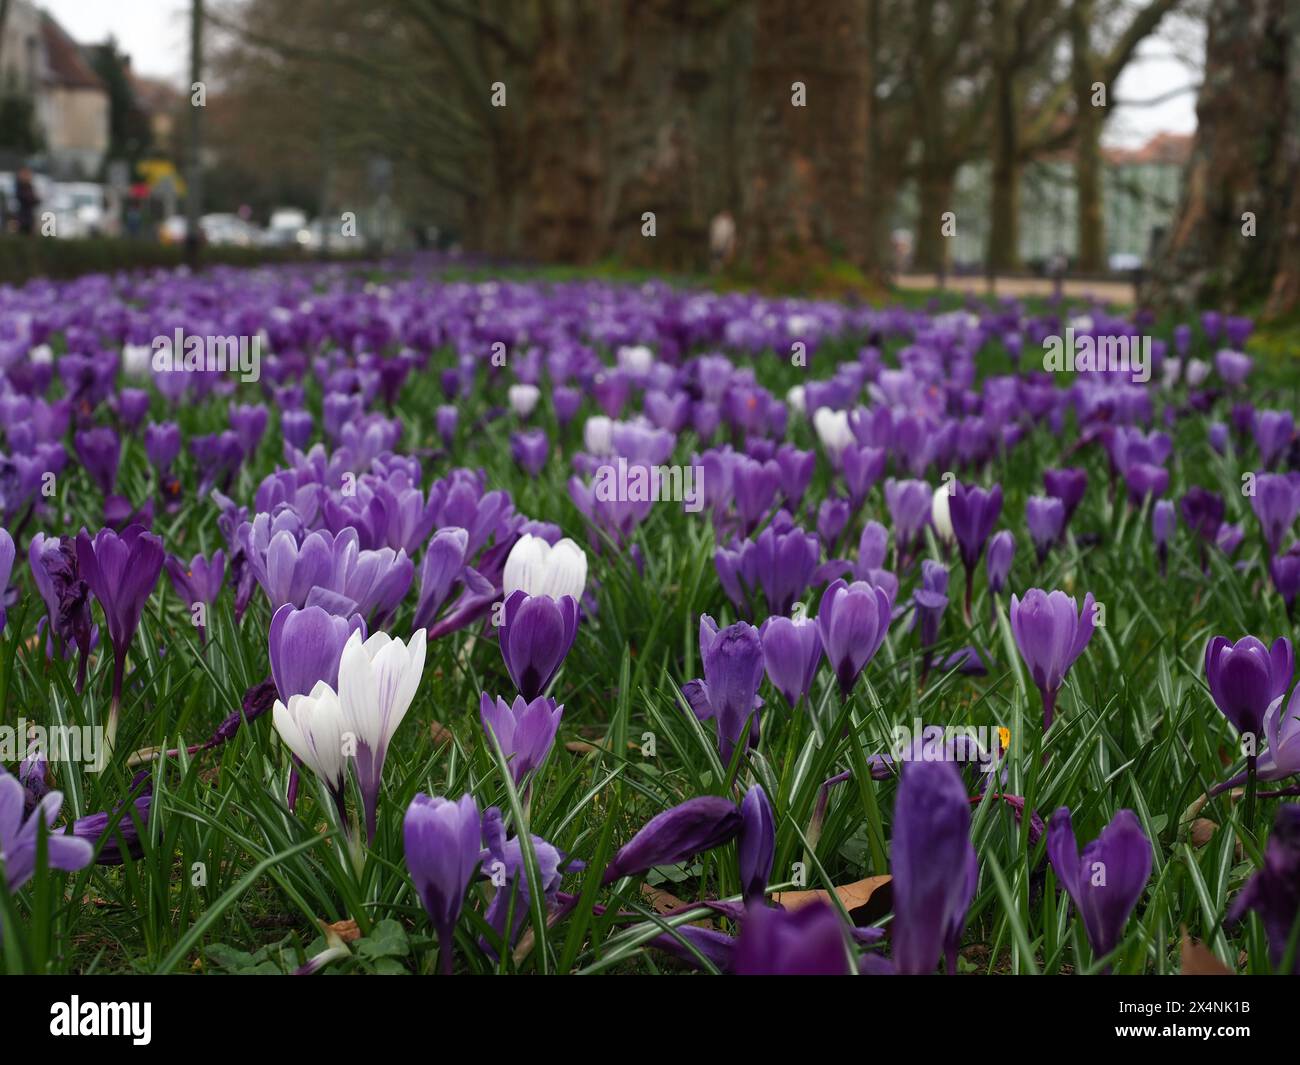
[338,628,427,840]
[508,383,540,416]
[931,484,955,545]
[617,344,655,375]
[1161,358,1182,389]
[273,680,349,798]
[812,407,854,463]
[29,344,53,365]
[121,343,152,378]
[503,533,588,601]
[1185,358,1210,387]
[583,415,614,456]
[787,385,806,416]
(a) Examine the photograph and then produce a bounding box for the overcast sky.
[44,0,1201,147]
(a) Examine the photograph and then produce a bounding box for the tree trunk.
[1142,0,1300,316]
[1072,0,1105,273]
[914,162,956,273]
[746,0,877,279]
[987,47,1022,272]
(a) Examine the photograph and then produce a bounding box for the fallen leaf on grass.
[772,876,892,925]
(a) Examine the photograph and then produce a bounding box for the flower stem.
[1244,754,1258,830]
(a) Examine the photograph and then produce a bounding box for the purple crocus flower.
[1047,807,1152,964]
[1253,410,1294,469]
[817,497,850,551]
[282,409,314,450]
[1026,496,1065,563]
[1043,467,1087,525]
[749,524,819,616]
[1153,499,1175,577]
[816,578,892,697]
[891,759,978,974]
[478,806,567,959]
[498,589,579,702]
[412,526,470,631]
[948,481,1002,620]
[164,549,225,642]
[730,900,853,975]
[1009,588,1096,731]
[1204,635,1293,746]
[72,793,151,865]
[436,405,459,448]
[1123,462,1168,506]
[1211,684,1300,796]
[268,603,366,701]
[480,692,564,785]
[1252,474,1299,559]
[774,444,815,509]
[738,784,775,901]
[1179,486,1225,555]
[1272,545,1300,615]
[74,426,121,496]
[912,560,949,662]
[144,421,181,474]
[695,615,765,762]
[229,403,269,458]
[403,792,483,973]
[510,429,549,476]
[985,530,1014,600]
[28,533,96,685]
[0,528,12,633]
[759,614,822,709]
[602,795,742,883]
[76,524,165,737]
[1228,805,1300,972]
[841,444,886,509]
[884,478,931,565]
[0,769,94,891]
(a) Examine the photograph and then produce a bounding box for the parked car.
[54,182,109,237]
[200,213,259,247]
[261,208,311,248]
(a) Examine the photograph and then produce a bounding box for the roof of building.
[39,11,105,91]
[1104,131,1193,166]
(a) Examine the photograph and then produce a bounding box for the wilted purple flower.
[1047,807,1152,963]
[0,769,94,891]
[74,427,121,496]
[695,615,765,762]
[498,589,579,702]
[1212,685,1300,796]
[738,784,775,901]
[72,793,151,865]
[1204,635,1292,744]
[1153,499,1175,576]
[816,578,892,696]
[731,900,853,975]
[1228,805,1300,972]
[269,603,366,702]
[1026,496,1065,563]
[759,614,822,709]
[891,759,978,974]
[1009,589,1096,730]
[480,692,563,785]
[403,792,482,973]
[28,533,96,684]
[1252,474,1299,559]
[602,795,742,884]
[510,429,549,476]
[76,524,165,730]
[1043,467,1087,525]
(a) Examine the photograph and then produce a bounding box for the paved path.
[896,273,1137,305]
